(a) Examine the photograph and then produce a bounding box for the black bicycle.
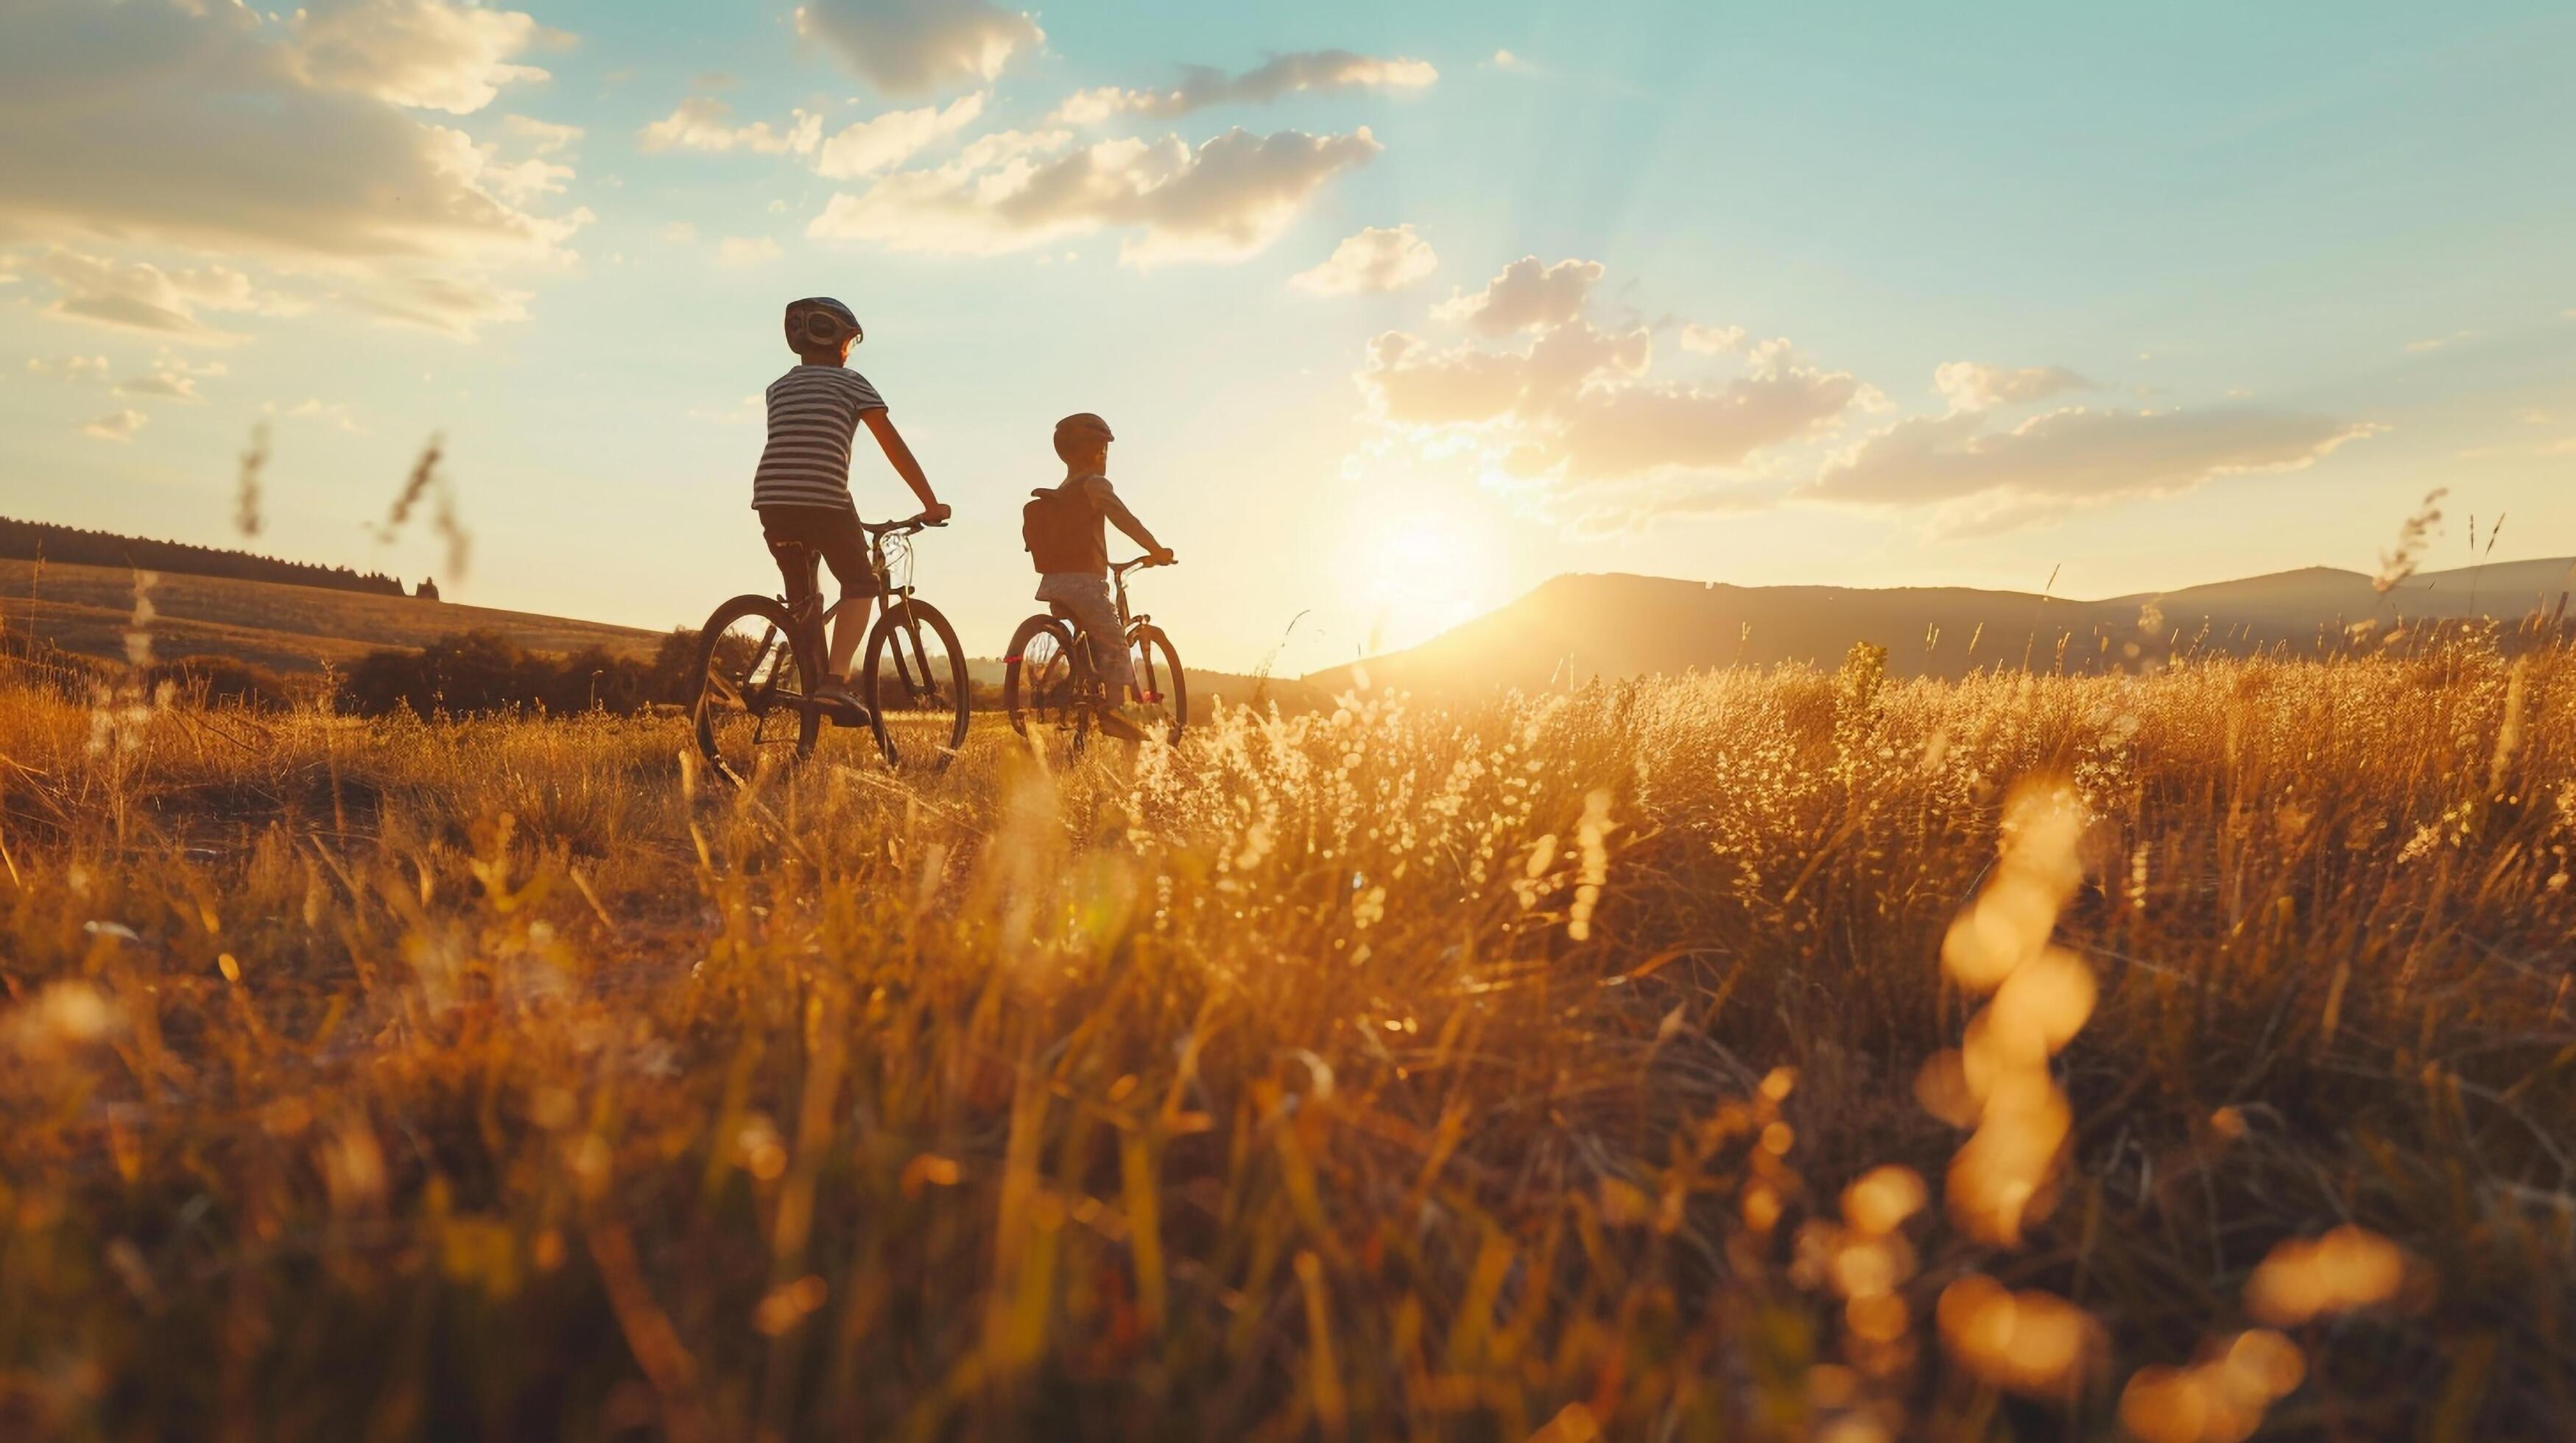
[691,515,968,781]
[1002,555,1184,756]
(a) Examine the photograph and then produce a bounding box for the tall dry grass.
[0,642,2569,1439]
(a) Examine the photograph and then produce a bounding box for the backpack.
[1022,483,1102,574]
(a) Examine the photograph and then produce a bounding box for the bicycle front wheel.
[1127,624,1186,745]
[693,595,817,786]
[862,597,970,772]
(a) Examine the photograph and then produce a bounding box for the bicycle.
[691,515,970,782]
[1002,556,1185,755]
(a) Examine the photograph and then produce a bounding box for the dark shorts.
[758,505,880,604]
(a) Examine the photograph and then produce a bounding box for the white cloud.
[813,92,987,179]
[809,126,1382,266]
[503,115,584,154]
[24,250,280,341]
[25,355,110,383]
[661,221,700,244]
[1056,52,1438,124]
[288,0,562,115]
[338,272,532,337]
[639,97,822,155]
[1803,405,2383,509]
[0,1,587,341]
[689,394,764,426]
[82,409,147,442]
[2403,328,2481,353]
[1932,361,2091,413]
[118,351,227,403]
[797,0,1042,96]
[1679,323,1745,355]
[1433,256,1605,334]
[717,236,784,268]
[1357,258,1863,526]
[266,398,368,433]
[1291,224,1437,295]
[1486,50,1541,75]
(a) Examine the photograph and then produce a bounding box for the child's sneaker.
[1094,704,1153,743]
[813,677,872,727]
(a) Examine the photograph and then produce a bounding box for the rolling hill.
[12,549,2565,715]
[1302,558,2576,696]
[0,559,665,674]
[0,558,1324,716]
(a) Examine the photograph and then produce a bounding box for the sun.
[1356,507,1501,652]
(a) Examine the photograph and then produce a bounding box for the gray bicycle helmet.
[784,296,862,351]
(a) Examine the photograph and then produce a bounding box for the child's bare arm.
[862,410,949,521]
[1088,477,1165,555]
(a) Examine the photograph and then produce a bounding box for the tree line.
[338,630,704,718]
[0,516,407,596]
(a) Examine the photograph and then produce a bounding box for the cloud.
[809,126,1381,265]
[288,0,563,115]
[2403,328,2480,353]
[24,250,279,341]
[0,1,587,339]
[1056,51,1438,124]
[338,272,532,337]
[813,92,987,178]
[1291,224,1437,295]
[797,0,1042,96]
[117,352,227,403]
[25,355,110,384]
[717,236,784,268]
[1932,361,2091,413]
[1356,261,1864,526]
[1803,405,2383,509]
[266,398,369,433]
[82,409,148,442]
[689,394,764,426]
[1679,323,1745,355]
[503,115,583,154]
[1486,50,1541,75]
[639,97,822,155]
[1433,256,1605,334]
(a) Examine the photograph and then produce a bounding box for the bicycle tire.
[692,594,818,785]
[1127,624,1187,746]
[862,597,970,772]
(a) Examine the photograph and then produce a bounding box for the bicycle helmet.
[784,296,862,352]
[1053,412,1114,462]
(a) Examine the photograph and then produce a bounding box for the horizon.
[3,1,2572,672]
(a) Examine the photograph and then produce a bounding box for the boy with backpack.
[1023,412,1173,741]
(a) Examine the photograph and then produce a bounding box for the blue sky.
[3,0,2571,671]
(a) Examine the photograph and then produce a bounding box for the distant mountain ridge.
[1303,558,2576,696]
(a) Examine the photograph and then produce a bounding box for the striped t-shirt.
[750,364,887,511]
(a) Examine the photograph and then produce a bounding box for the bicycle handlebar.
[862,515,949,537]
[1112,554,1176,574]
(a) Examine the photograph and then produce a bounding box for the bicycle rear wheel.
[1004,614,1091,757]
[1127,624,1187,745]
[693,595,817,785]
[862,597,970,772]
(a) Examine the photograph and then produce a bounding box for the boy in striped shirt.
[752,296,950,707]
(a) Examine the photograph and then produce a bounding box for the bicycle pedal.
[821,698,873,728]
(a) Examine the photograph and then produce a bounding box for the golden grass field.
[1,640,2570,1439]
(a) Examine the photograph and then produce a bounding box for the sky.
[2,0,2572,674]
